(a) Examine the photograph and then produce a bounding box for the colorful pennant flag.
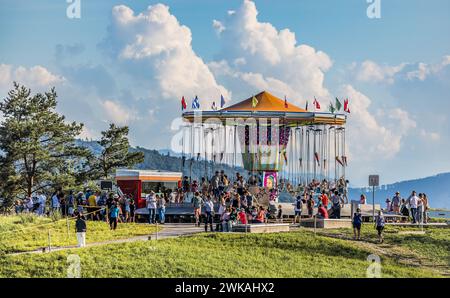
[305,100,309,111]
[335,97,342,111]
[284,96,288,108]
[181,96,187,110]
[344,98,350,113]
[192,96,200,109]
[252,95,258,108]
[211,101,217,110]
[313,97,321,109]
[329,102,336,113]
[220,94,225,108]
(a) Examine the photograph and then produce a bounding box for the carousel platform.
[299,218,352,229]
[232,223,290,233]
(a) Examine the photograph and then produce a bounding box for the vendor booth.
[115,169,182,208]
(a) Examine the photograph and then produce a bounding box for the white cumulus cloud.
[341,85,415,161]
[103,4,230,104]
[0,64,65,90]
[209,0,332,106]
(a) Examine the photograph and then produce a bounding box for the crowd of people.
[358,190,431,224]
[141,171,351,232]
[13,188,137,229]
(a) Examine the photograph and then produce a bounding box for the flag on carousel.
[220,94,225,108]
[181,96,187,111]
[252,95,258,108]
[211,101,217,110]
[284,96,288,108]
[313,97,321,109]
[305,100,309,111]
[344,98,350,113]
[192,96,200,109]
[329,102,336,113]
[335,97,342,111]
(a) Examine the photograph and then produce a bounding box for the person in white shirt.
[408,191,419,223]
[146,191,157,224]
[203,196,215,232]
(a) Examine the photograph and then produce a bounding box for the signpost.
[369,175,379,222]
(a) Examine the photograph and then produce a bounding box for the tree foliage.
[0,83,91,200]
[86,124,144,179]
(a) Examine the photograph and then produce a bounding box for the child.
[352,208,362,240]
[375,210,385,243]
[276,205,283,223]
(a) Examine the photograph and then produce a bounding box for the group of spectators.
[385,191,430,224]
[143,171,350,232]
[13,188,137,230]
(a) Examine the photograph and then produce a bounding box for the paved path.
[8,224,204,256]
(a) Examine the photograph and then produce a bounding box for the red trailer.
[115,169,182,208]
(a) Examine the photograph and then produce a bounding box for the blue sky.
[1,0,449,187]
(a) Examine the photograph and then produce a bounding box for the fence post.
[314,215,317,235]
[47,229,51,252]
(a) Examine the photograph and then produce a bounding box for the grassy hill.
[0,223,448,277]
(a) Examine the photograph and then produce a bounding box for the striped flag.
[192,96,200,109]
[344,98,350,113]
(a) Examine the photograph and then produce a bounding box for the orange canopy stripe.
[222,91,306,113]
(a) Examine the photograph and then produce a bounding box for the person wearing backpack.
[293,194,303,224]
[352,208,362,240]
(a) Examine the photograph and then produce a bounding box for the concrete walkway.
[8,224,204,256]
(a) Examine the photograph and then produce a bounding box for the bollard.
[47,229,51,252]
[314,215,317,235]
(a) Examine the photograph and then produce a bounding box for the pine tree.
[87,123,144,179]
[0,83,91,201]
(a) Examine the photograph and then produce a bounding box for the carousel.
[180,91,347,191]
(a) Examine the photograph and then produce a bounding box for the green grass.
[0,225,448,278]
[317,224,450,272]
[0,214,158,253]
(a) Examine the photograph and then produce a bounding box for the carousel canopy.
[223,91,306,113]
[182,90,346,126]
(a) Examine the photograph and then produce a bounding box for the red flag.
[284,96,288,108]
[344,98,350,113]
[313,97,321,109]
[181,96,187,110]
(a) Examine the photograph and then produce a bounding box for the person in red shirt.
[238,208,247,224]
[317,203,329,219]
[320,191,329,208]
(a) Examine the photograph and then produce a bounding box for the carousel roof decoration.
[180,91,348,187]
[182,91,346,126]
